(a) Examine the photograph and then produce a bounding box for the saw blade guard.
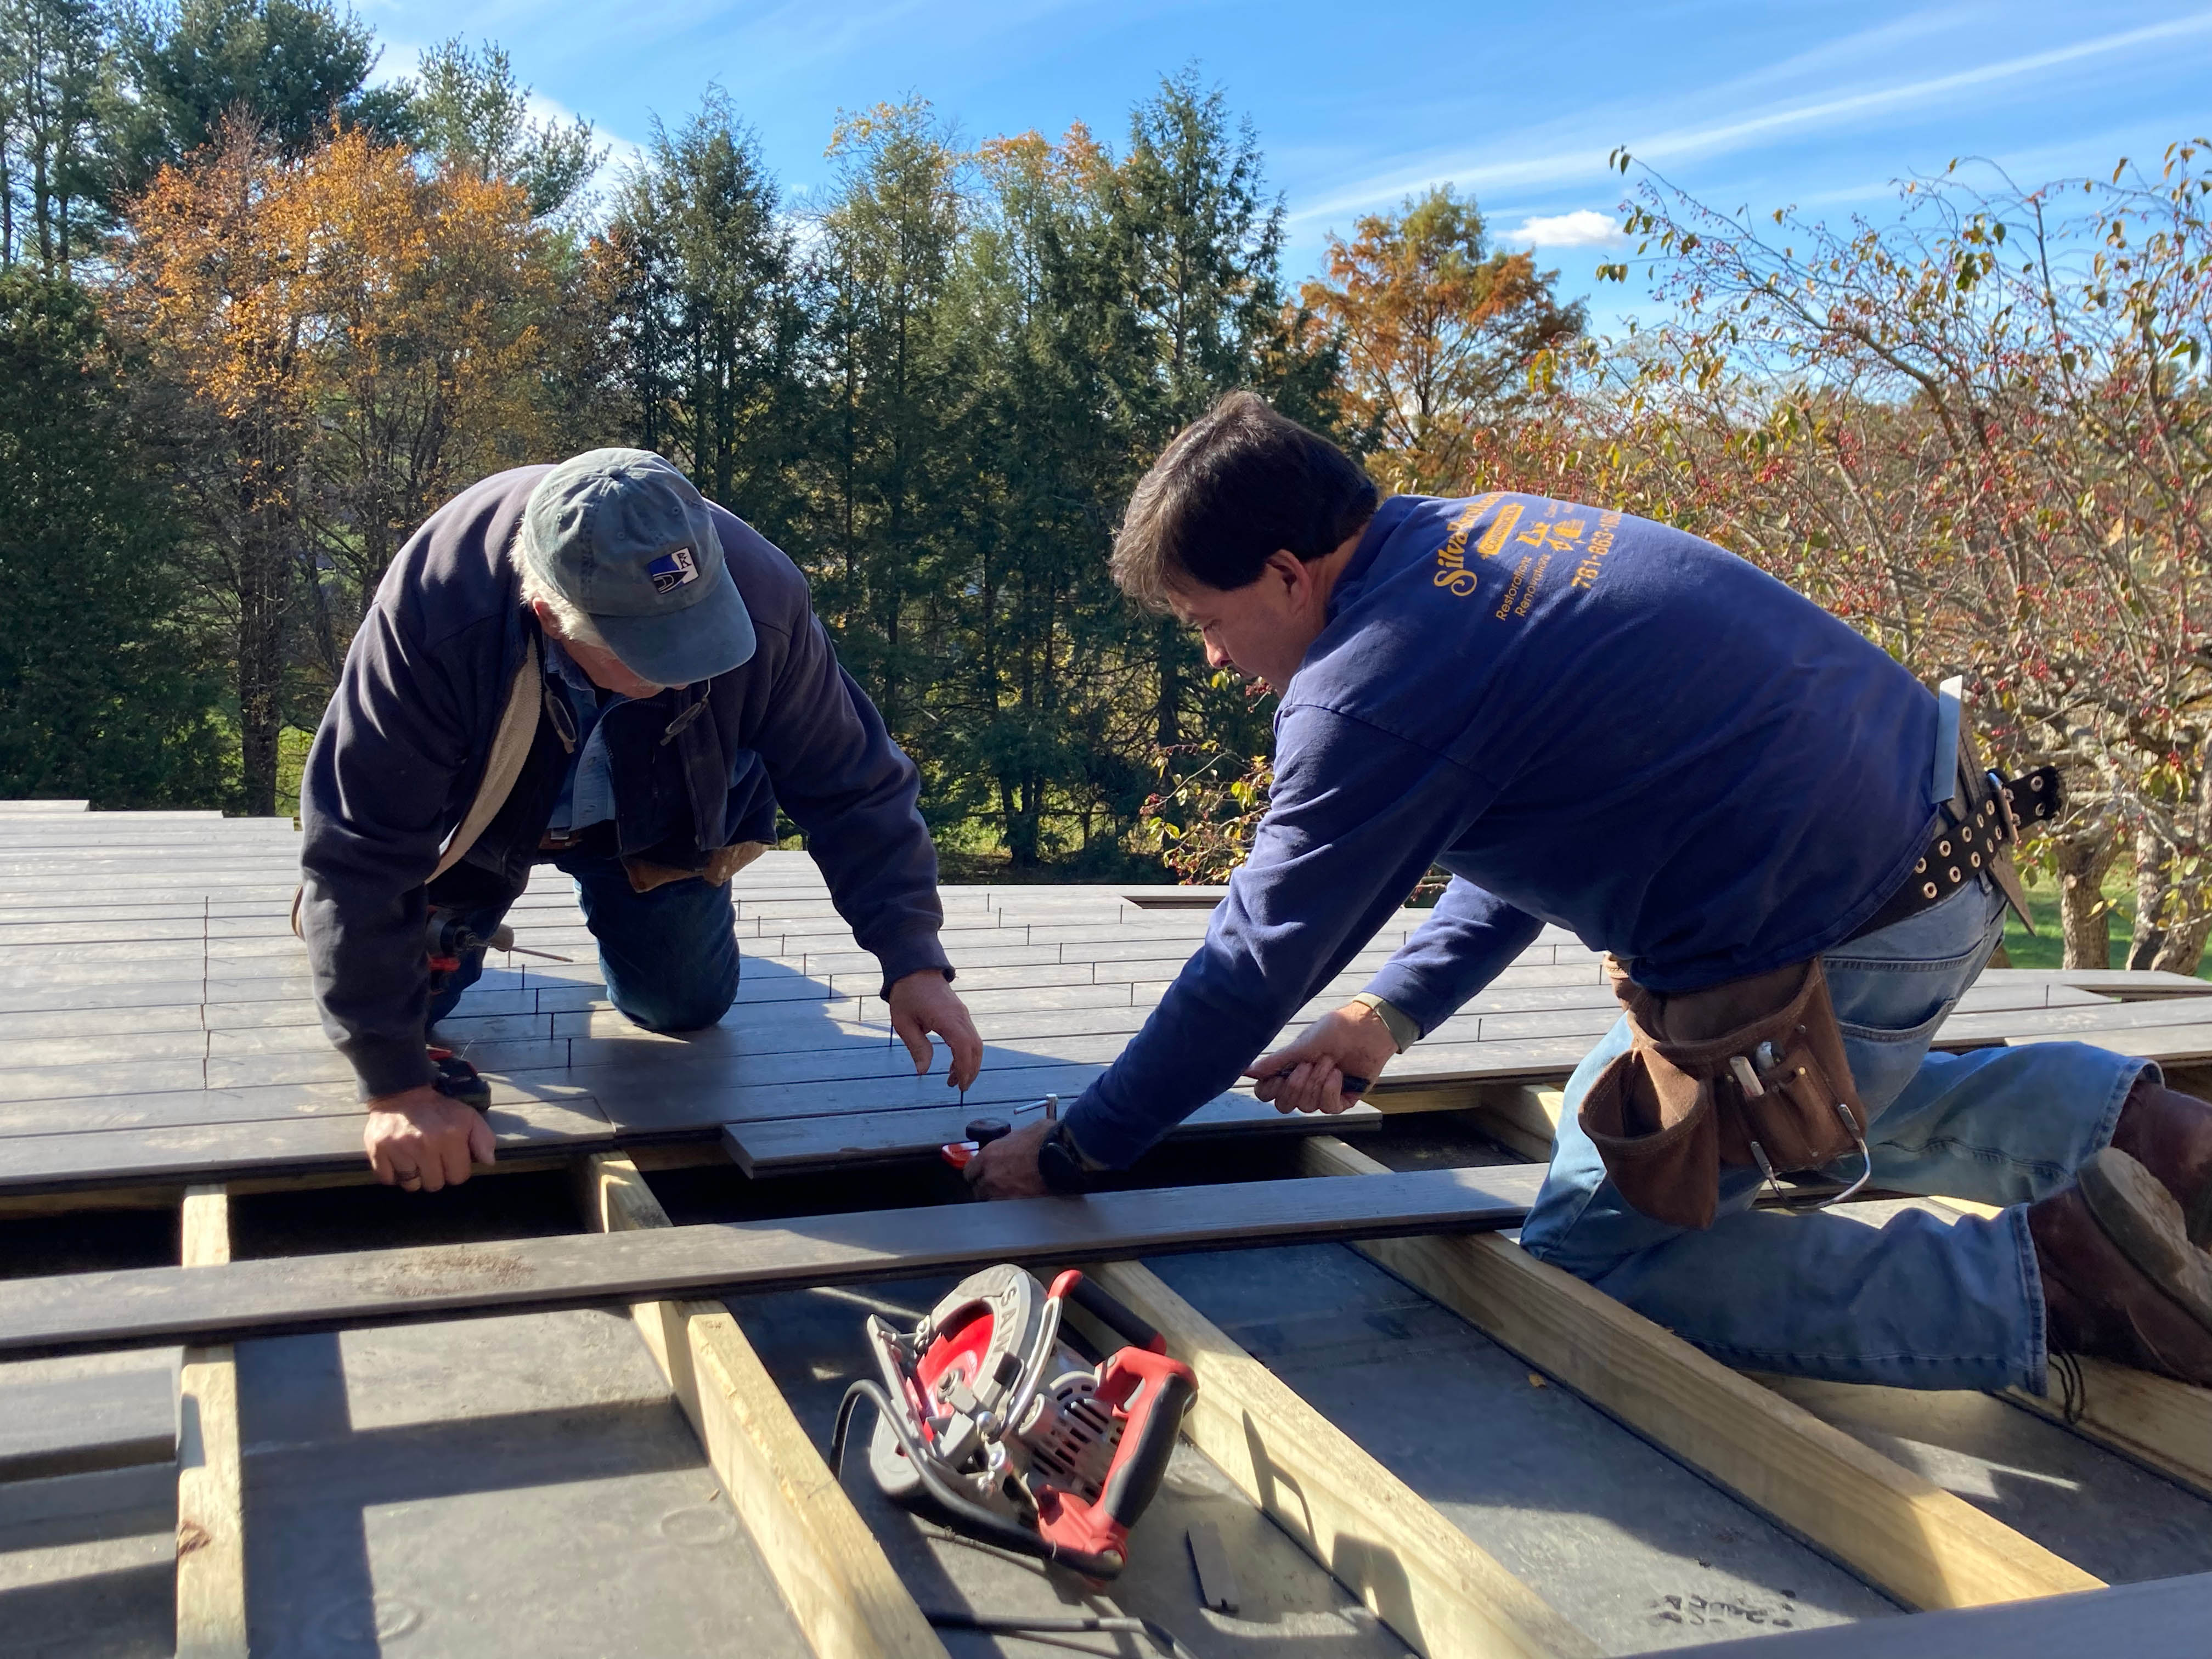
[837,1263,1195,1580]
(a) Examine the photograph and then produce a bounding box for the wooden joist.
[1081,1258,1598,1659]
[582,1153,946,1659]
[0,1165,1545,1359]
[176,1183,247,1658]
[1298,1137,2103,1610]
[2005,1360,2212,1500]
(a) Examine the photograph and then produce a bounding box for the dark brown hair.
[1111,391,1378,610]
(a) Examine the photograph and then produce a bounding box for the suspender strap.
[430,637,543,882]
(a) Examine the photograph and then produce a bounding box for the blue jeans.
[1519,878,2149,1391]
[428,848,741,1032]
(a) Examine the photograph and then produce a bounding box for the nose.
[1204,639,1232,670]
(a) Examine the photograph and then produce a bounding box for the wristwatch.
[1036,1119,1112,1195]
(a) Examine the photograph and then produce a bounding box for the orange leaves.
[1297,184,1581,494]
[118,117,558,599]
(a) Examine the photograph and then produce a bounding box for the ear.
[1264,549,1310,596]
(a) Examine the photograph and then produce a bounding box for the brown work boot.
[2028,1147,2212,1386]
[2109,1075,2212,1248]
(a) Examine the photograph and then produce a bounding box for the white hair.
[517,554,607,650]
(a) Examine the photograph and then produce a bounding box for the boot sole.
[2079,1146,2212,1335]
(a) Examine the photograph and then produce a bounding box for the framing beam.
[581,1154,945,1659]
[2005,1361,2212,1499]
[1299,1137,2101,1610]
[175,1183,247,1657]
[1080,1259,1598,1659]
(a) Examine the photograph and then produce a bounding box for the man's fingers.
[366,1127,397,1185]
[946,1023,983,1091]
[438,1129,474,1189]
[469,1113,497,1166]
[893,1013,934,1076]
[1244,1045,1303,1083]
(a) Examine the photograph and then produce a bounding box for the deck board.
[2,810,2207,1193]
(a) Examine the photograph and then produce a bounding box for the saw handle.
[1096,1350,1196,1531]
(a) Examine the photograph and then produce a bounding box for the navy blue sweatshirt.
[1063,492,1942,1167]
[300,466,949,1099]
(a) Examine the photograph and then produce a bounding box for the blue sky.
[356,0,2212,331]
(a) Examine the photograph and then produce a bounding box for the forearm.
[1063,709,1494,1166]
[1361,876,1543,1038]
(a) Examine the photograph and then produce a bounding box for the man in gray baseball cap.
[518,448,757,687]
[299,450,981,1195]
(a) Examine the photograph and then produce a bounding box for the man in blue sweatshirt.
[301,450,980,1195]
[967,393,2212,1393]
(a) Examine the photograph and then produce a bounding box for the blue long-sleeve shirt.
[1063,492,1943,1167]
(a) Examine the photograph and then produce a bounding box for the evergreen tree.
[0,0,106,269]
[603,90,805,540]
[400,36,601,221]
[106,0,409,201]
[806,98,970,732]
[0,270,229,804]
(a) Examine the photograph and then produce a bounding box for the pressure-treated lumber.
[1299,1137,2102,1610]
[0,1164,1545,1358]
[2005,1362,2212,1500]
[1081,1258,1596,1659]
[176,1183,247,1658]
[583,1154,946,1659]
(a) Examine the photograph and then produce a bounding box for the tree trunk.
[2055,826,2121,969]
[2153,911,2212,979]
[2128,841,2171,972]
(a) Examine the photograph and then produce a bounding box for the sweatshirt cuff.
[872,926,953,1001]
[1361,964,1450,1044]
[1060,1091,1151,1171]
[345,1034,437,1103]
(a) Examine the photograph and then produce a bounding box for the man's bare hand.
[964,1117,1052,1200]
[888,970,983,1091]
[364,1085,496,1192]
[1246,1001,1400,1115]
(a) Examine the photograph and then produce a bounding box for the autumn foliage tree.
[119,119,561,811]
[1469,145,2212,969]
[1302,184,1582,492]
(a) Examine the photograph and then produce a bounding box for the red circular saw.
[831,1264,1197,1581]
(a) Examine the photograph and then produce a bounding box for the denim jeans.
[1518,877,2150,1391]
[428,847,741,1033]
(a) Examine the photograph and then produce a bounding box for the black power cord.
[830,1379,1126,1580]
[922,1610,1194,1656]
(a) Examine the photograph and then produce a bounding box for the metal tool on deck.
[424,907,573,973]
[421,908,572,1111]
[830,1262,1196,1581]
[939,1093,1058,1171]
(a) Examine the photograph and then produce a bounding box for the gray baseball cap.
[518,448,756,686]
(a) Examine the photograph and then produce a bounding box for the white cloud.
[1506,209,1622,248]
[1289,8,2212,228]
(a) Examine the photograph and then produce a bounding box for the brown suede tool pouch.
[1577,958,1867,1229]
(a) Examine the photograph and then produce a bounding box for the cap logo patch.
[647,545,700,594]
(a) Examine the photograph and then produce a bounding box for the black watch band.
[1036,1119,1109,1195]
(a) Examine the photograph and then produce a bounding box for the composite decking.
[5,806,2211,1193]
[6,800,2212,1658]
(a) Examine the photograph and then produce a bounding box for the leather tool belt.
[1581,721,2066,1231]
[1579,957,1871,1230]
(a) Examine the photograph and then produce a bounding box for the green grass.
[1999,866,2212,979]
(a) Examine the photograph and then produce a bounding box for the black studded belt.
[1847,762,2063,943]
